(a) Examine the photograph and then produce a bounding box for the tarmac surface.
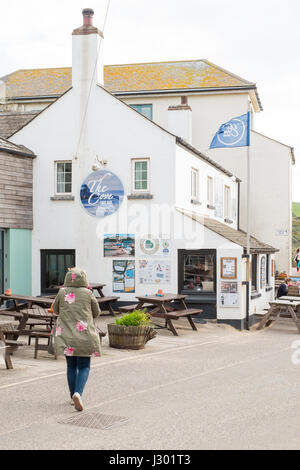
[0,314,300,450]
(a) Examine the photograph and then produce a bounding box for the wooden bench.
[118,303,154,313]
[96,296,120,316]
[150,308,203,336]
[30,331,57,359]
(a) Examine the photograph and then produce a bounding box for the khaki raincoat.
[53,268,101,357]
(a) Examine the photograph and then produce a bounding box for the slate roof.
[0,60,261,109]
[0,136,35,157]
[177,208,278,253]
[0,112,38,139]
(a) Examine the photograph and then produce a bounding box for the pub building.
[7,9,277,329]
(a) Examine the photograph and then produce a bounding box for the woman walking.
[53,268,101,411]
[295,248,300,272]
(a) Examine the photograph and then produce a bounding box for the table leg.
[97,288,105,298]
[257,306,276,330]
[165,318,178,336]
[187,315,198,331]
[287,306,300,334]
[107,302,117,317]
[0,330,13,370]
[161,303,178,336]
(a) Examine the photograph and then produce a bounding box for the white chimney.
[168,97,193,144]
[72,8,104,88]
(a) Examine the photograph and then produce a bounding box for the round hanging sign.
[80,170,124,217]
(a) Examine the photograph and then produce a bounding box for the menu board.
[113,260,135,293]
[139,259,171,285]
[221,258,237,279]
[220,281,239,308]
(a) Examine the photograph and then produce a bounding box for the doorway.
[178,249,217,318]
[41,249,76,295]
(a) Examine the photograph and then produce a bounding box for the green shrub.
[115,309,150,327]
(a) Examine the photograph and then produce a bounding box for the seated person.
[277,279,291,298]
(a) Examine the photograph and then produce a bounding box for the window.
[191,168,199,200]
[41,249,75,294]
[179,250,216,294]
[224,185,231,219]
[266,254,270,285]
[55,161,72,194]
[207,176,214,206]
[132,159,149,192]
[251,254,258,292]
[129,104,153,120]
[260,256,266,289]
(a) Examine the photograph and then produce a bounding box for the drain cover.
[59,412,129,430]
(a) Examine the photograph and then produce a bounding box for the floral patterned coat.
[52,268,101,358]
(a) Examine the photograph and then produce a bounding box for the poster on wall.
[221,258,237,279]
[139,259,171,285]
[104,234,135,257]
[113,260,135,293]
[214,177,224,219]
[80,170,124,217]
[220,281,239,307]
[140,238,170,257]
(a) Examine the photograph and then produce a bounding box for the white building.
[1,58,294,275]
[8,9,277,329]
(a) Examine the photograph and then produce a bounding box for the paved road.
[0,321,300,450]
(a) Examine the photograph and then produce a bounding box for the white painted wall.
[123,92,293,273]
[175,145,239,229]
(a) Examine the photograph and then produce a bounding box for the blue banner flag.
[210,112,250,149]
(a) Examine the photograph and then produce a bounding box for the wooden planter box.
[107,324,156,350]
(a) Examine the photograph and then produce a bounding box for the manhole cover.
[59,412,129,430]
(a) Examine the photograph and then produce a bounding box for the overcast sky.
[1,0,299,199]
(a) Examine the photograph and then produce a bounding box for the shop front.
[178,249,217,318]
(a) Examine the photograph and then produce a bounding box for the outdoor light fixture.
[92,156,108,171]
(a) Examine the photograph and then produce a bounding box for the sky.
[0,0,299,199]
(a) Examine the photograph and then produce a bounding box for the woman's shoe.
[72,392,84,411]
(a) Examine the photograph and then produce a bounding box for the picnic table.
[0,294,54,311]
[0,319,25,369]
[39,283,119,316]
[0,308,57,340]
[88,283,119,316]
[257,299,300,333]
[135,293,202,336]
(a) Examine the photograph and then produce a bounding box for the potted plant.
[108,309,157,350]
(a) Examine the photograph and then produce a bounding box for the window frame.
[207,176,214,206]
[55,160,72,195]
[224,185,231,219]
[129,104,153,120]
[131,158,150,193]
[191,168,199,201]
[40,249,76,295]
[251,254,258,292]
[178,249,217,296]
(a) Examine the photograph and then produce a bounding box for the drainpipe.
[237,180,241,231]
[242,253,250,330]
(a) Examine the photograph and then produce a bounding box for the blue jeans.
[66,356,91,397]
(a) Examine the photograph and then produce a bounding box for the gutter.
[0,147,36,158]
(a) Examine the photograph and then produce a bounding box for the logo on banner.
[217,118,246,146]
[209,112,250,149]
[80,170,124,217]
